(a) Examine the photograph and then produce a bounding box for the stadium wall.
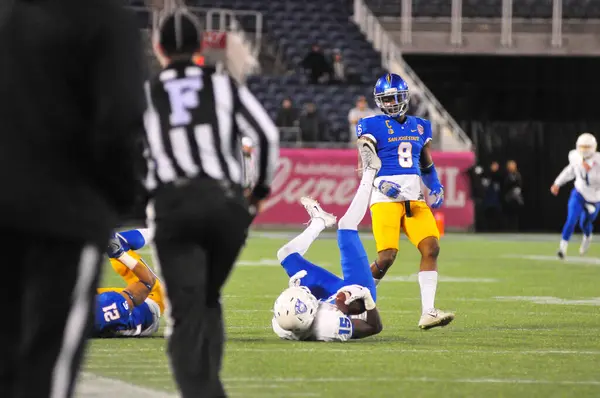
[403,54,600,232]
[253,148,475,231]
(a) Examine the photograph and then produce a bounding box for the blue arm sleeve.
[421,163,442,191]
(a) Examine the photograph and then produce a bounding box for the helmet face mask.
[374,90,409,117]
[576,133,597,159]
[273,287,318,333]
[373,74,410,118]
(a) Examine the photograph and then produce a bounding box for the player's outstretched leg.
[336,137,381,300]
[558,189,584,258]
[339,138,380,230]
[276,198,343,300]
[276,198,336,261]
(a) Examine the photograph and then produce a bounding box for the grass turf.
[83,233,600,398]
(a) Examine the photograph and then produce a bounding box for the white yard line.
[222,376,600,386]
[224,348,600,355]
[503,254,600,266]
[77,372,320,398]
[75,372,176,398]
[86,348,600,356]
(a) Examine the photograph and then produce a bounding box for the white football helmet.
[273,286,318,333]
[576,133,597,159]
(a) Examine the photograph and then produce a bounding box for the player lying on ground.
[356,73,454,330]
[551,133,600,258]
[271,139,383,341]
[93,231,162,337]
[100,229,167,314]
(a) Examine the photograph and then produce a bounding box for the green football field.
[81,232,600,398]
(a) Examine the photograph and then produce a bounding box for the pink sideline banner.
[254,148,475,229]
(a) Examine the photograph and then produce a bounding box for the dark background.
[404,54,600,232]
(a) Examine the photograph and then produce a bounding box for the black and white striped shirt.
[143,61,278,195]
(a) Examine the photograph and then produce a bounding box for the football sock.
[559,239,568,253]
[338,167,377,230]
[583,234,592,243]
[277,218,326,260]
[418,271,438,314]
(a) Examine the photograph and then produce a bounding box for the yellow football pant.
[370,201,440,252]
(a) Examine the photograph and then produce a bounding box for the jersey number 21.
[102,302,121,322]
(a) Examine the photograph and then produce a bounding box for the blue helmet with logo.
[373,73,410,117]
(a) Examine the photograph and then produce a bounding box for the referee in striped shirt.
[144,9,279,398]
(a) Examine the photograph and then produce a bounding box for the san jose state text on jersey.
[356,114,433,177]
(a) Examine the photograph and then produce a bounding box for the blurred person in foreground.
[551,133,600,258]
[0,0,146,396]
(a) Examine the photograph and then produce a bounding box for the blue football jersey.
[94,292,156,337]
[356,115,433,177]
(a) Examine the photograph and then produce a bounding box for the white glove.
[337,284,363,298]
[288,270,307,288]
[340,285,376,311]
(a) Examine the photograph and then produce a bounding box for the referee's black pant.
[149,178,252,398]
[0,231,103,398]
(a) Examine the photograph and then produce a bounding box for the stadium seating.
[365,0,600,19]
[184,0,387,141]
[247,75,380,142]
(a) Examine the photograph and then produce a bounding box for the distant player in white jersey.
[271,138,383,342]
[551,133,600,258]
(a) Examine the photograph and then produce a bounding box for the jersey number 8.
[398,142,413,168]
[102,302,121,322]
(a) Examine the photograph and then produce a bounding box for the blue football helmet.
[373,73,410,117]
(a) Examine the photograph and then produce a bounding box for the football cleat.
[378,180,402,199]
[300,197,337,228]
[357,137,381,172]
[418,309,455,330]
[557,250,565,259]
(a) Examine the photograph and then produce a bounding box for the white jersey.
[272,300,354,342]
[554,150,600,203]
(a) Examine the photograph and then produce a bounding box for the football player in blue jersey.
[99,229,167,314]
[356,73,454,330]
[93,233,161,337]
